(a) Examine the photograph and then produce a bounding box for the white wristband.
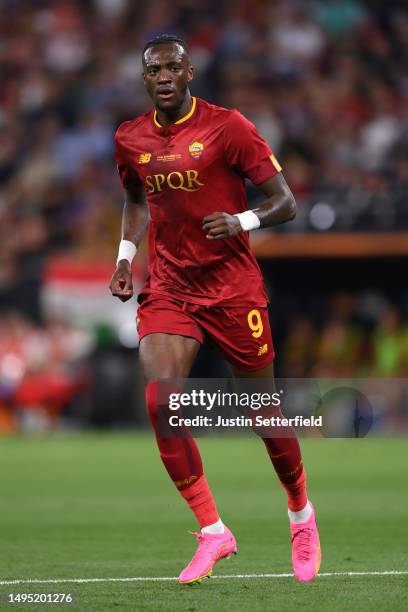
[234,210,260,231]
[117,239,137,265]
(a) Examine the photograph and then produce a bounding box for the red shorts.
[137,295,275,371]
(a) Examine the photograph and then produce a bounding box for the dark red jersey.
[115,97,281,306]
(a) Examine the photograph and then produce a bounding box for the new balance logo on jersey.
[258,343,268,356]
[138,153,151,164]
[145,170,204,194]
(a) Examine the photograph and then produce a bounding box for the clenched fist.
[109,260,133,302]
[202,212,242,240]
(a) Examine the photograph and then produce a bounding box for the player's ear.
[187,65,194,82]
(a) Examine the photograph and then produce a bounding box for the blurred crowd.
[280,291,408,377]
[0,0,407,430]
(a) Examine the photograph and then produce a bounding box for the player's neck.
[155,92,193,127]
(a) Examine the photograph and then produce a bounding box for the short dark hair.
[142,34,189,57]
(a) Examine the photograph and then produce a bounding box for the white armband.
[117,239,137,265]
[234,210,260,231]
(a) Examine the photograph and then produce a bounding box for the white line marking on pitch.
[1,571,407,586]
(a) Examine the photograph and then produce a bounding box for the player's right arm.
[110,124,149,302]
[109,179,148,302]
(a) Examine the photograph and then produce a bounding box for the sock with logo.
[146,381,219,528]
[263,434,308,512]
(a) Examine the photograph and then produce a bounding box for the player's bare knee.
[139,333,199,380]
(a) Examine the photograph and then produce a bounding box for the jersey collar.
[153,96,197,130]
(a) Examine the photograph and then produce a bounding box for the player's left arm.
[202,173,296,239]
[250,172,297,227]
[203,110,296,240]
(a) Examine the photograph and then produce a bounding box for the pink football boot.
[290,503,321,582]
[179,527,237,585]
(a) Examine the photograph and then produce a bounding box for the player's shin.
[145,381,220,529]
[262,430,308,512]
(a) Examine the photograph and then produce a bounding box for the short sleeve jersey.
[115,97,282,306]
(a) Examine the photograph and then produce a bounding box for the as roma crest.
[189,141,204,159]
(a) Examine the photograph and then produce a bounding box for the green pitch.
[0,434,407,611]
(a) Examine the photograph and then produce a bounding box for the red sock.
[146,381,218,528]
[179,475,219,529]
[263,435,308,512]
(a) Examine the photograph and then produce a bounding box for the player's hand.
[109,260,133,302]
[202,212,242,240]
